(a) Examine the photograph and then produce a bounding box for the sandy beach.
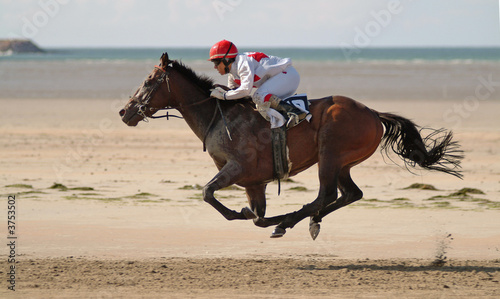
[1,59,500,297]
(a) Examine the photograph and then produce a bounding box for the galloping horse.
[120,53,462,239]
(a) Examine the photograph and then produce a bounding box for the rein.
[147,97,214,120]
[136,64,232,151]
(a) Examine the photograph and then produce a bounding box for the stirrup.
[276,102,305,128]
[286,113,300,128]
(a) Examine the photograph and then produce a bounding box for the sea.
[2,47,500,62]
[1,47,499,100]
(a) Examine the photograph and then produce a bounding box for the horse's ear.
[160,52,171,68]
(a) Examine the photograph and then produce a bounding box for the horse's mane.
[170,60,254,104]
[171,60,214,96]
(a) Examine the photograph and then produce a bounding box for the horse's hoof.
[241,207,257,219]
[270,227,286,238]
[309,221,320,240]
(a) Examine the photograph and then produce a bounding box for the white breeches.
[253,65,300,105]
[252,66,300,128]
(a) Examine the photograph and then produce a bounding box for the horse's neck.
[172,80,216,141]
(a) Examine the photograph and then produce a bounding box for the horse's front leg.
[203,160,256,220]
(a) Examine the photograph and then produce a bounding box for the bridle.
[134,65,176,121]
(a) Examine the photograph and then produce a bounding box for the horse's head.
[120,52,173,126]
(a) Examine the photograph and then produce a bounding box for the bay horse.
[120,53,462,239]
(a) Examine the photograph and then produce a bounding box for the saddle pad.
[282,93,310,114]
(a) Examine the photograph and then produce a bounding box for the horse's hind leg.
[270,160,340,238]
[309,167,363,239]
[203,160,255,221]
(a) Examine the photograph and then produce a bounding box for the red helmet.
[208,40,238,60]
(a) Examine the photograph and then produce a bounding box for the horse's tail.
[376,111,463,179]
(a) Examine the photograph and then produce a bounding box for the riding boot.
[268,95,307,128]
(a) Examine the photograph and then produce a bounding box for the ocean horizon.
[2,46,500,63]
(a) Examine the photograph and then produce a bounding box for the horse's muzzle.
[119,108,141,127]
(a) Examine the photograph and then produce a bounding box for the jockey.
[208,39,307,128]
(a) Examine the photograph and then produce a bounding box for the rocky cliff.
[0,39,44,53]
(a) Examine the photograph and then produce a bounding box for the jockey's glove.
[210,87,227,100]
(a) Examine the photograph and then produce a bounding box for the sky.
[0,0,499,48]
